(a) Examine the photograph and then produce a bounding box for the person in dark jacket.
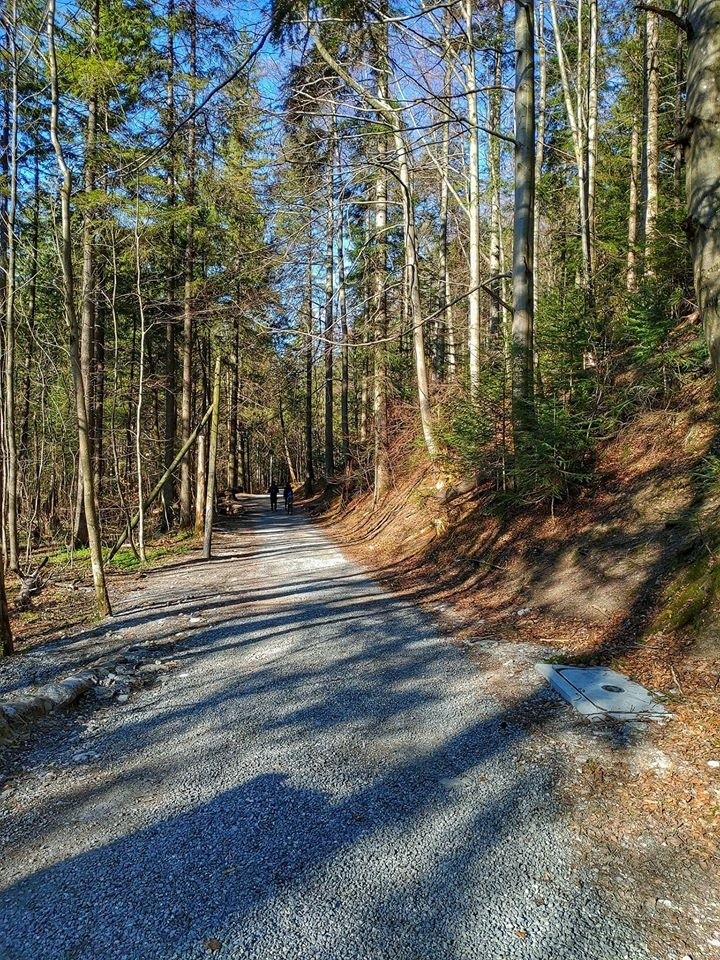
[285,485,294,514]
[268,480,279,511]
[283,481,292,509]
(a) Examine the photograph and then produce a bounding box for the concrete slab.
[536,664,671,722]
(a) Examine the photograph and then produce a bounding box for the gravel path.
[0,497,657,960]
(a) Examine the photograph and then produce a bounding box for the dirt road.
[0,497,661,959]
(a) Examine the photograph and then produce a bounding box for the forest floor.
[1,496,718,959]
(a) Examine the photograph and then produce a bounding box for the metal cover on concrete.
[536,664,671,722]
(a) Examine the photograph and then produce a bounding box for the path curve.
[0,497,653,960]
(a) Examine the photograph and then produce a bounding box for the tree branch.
[634,4,689,33]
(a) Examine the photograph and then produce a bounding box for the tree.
[685,0,720,384]
[48,0,111,617]
[512,0,536,429]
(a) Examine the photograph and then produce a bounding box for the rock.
[116,695,129,705]
[707,760,720,769]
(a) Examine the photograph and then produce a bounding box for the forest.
[0,0,718,651]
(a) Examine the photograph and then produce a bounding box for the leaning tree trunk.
[48,0,111,617]
[512,0,536,432]
[685,0,720,385]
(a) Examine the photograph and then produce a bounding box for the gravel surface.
[0,497,659,960]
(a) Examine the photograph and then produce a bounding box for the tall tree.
[48,0,111,617]
[512,0,536,428]
[685,0,720,384]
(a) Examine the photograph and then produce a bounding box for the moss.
[652,554,720,633]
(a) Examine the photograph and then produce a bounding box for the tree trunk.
[440,16,456,378]
[134,196,147,564]
[194,432,206,535]
[202,358,221,559]
[279,395,297,484]
[324,135,335,480]
[162,0,177,525]
[0,447,12,656]
[464,0,482,396]
[512,0,536,428]
[587,0,599,278]
[48,0,111,617]
[685,0,720,384]
[373,31,390,501]
[179,0,197,527]
[549,0,591,290]
[3,0,20,572]
[74,0,101,550]
[533,0,546,319]
[228,314,239,489]
[489,7,504,338]
[338,207,350,467]
[627,111,640,292]
[305,259,315,494]
[643,9,660,272]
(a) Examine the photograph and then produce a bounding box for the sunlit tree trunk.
[440,17,456,378]
[685,0,720,384]
[627,111,640,292]
[643,9,660,273]
[372,25,390,500]
[549,0,591,290]
[587,0,599,277]
[464,0,482,396]
[489,5,504,338]
[512,0,536,430]
[74,0,101,549]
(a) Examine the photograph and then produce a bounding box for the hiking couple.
[268,480,294,514]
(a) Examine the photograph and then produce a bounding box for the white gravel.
[0,497,658,960]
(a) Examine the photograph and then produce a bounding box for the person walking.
[268,479,279,511]
[283,481,292,510]
[285,485,294,515]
